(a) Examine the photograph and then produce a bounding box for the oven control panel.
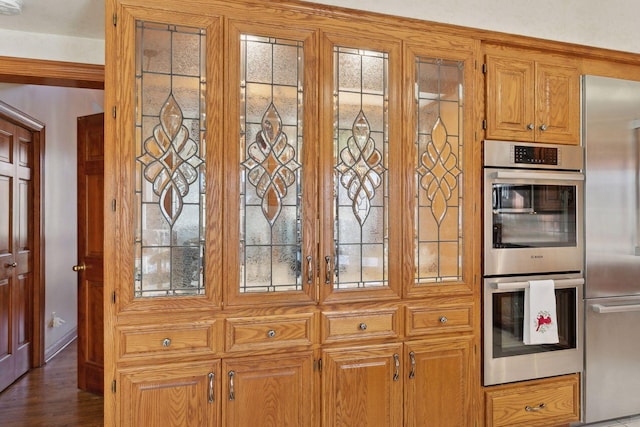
[514,145,558,165]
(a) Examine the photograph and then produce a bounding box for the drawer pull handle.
[525,403,546,412]
[267,329,276,338]
[393,353,400,381]
[325,256,331,284]
[439,316,448,324]
[208,373,214,403]
[228,371,235,401]
[306,255,313,284]
[162,338,171,347]
[409,351,416,379]
[359,323,367,331]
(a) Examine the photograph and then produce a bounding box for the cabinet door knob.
[359,323,367,331]
[162,338,171,347]
[527,123,535,130]
[539,124,547,131]
[5,262,17,268]
[72,264,86,272]
[439,316,448,324]
[267,329,276,338]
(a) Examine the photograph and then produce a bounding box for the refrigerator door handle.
[591,303,640,314]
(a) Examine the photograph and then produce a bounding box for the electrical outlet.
[48,312,66,328]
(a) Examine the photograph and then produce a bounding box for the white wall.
[2,0,640,65]
[0,84,104,354]
[0,28,104,65]
[309,0,640,55]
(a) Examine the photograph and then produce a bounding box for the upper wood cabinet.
[484,46,580,145]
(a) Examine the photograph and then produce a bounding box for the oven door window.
[492,288,576,358]
[492,184,577,249]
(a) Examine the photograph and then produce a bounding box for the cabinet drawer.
[405,303,473,336]
[485,374,580,427]
[119,321,217,359]
[225,314,314,352]
[322,308,399,344]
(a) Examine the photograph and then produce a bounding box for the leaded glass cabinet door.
[223,21,318,307]
[403,42,476,298]
[319,33,402,303]
[116,6,223,310]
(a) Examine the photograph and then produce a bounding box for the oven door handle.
[492,278,584,290]
[492,171,585,181]
[591,303,640,314]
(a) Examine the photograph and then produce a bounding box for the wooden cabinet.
[322,344,404,427]
[484,374,580,427]
[223,353,314,427]
[105,1,479,426]
[485,46,580,145]
[405,336,473,427]
[119,361,220,427]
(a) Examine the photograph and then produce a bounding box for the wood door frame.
[0,55,104,368]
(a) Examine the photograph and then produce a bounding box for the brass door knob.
[72,264,86,272]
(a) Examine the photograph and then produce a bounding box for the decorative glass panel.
[134,22,206,297]
[239,34,304,293]
[333,46,388,289]
[414,58,464,283]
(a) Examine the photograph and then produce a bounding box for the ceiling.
[0,0,104,39]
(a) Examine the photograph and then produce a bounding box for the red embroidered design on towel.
[535,311,553,332]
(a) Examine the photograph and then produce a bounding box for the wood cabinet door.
[318,30,403,305]
[322,344,403,427]
[534,62,580,144]
[403,40,476,299]
[120,360,220,427]
[404,337,473,427]
[223,20,319,308]
[485,54,535,142]
[222,352,314,427]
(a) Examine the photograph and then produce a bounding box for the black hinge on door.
[112,106,116,119]
[111,199,116,212]
[112,380,116,393]
[112,291,116,304]
[318,358,322,373]
[482,63,487,73]
[482,120,487,130]
[113,13,117,27]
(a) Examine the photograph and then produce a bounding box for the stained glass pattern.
[239,34,304,293]
[414,57,464,283]
[134,22,207,297]
[242,103,301,225]
[335,110,386,225]
[333,46,389,289]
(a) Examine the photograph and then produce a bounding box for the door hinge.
[111,199,116,212]
[318,358,322,373]
[113,13,117,27]
[482,119,487,130]
[112,106,116,119]
[112,380,116,393]
[112,291,116,304]
[482,63,487,73]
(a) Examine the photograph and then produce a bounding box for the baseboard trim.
[44,327,78,362]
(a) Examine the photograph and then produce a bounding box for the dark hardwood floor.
[0,339,104,427]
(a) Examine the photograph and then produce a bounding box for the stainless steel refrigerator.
[583,75,640,423]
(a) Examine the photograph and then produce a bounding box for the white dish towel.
[523,279,559,345]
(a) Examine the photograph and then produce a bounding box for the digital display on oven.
[514,145,558,165]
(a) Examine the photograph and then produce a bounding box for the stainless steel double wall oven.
[483,140,585,386]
